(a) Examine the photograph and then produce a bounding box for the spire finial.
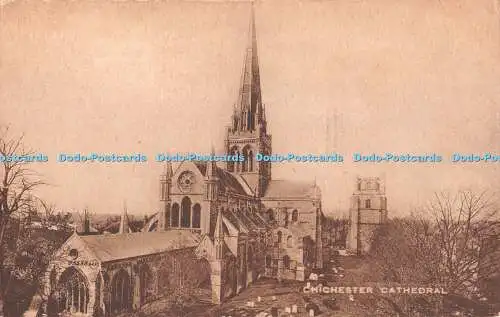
[249,1,257,60]
[250,1,256,41]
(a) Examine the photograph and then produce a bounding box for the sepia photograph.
[0,0,499,316]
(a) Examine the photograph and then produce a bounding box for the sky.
[1,0,500,217]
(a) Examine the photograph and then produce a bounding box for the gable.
[171,161,206,196]
[195,235,215,261]
[52,233,100,266]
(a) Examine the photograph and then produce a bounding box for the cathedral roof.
[217,169,250,195]
[242,211,260,228]
[263,180,320,200]
[221,209,242,232]
[78,230,200,263]
[233,212,253,232]
[194,162,253,196]
[216,208,268,238]
[245,210,269,229]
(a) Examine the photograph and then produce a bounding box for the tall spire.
[234,3,264,132]
[225,2,272,196]
[119,201,130,234]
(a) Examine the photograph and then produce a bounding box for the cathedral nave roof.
[78,230,200,262]
[263,179,319,200]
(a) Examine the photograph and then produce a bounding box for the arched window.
[236,151,241,172]
[286,235,293,248]
[283,210,289,227]
[266,209,274,221]
[292,209,298,222]
[111,269,131,313]
[139,265,154,305]
[95,274,102,315]
[283,255,290,269]
[197,259,212,289]
[247,111,252,130]
[248,150,254,172]
[242,146,249,172]
[181,197,191,228]
[228,146,238,172]
[165,204,170,228]
[171,203,180,227]
[192,203,201,228]
[365,199,371,209]
[102,272,110,285]
[55,267,89,315]
[277,231,282,244]
[265,255,272,268]
[233,116,239,131]
[242,145,253,173]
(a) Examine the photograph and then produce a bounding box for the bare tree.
[369,217,444,317]
[427,190,499,298]
[0,127,45,241]
[369,190,500,316]
[38,199,57,224]
[0,126,46,314]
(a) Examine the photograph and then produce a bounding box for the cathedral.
[35,6,324,317]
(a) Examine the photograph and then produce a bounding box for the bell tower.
[225,5,271,197]
[347,177,388,254]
